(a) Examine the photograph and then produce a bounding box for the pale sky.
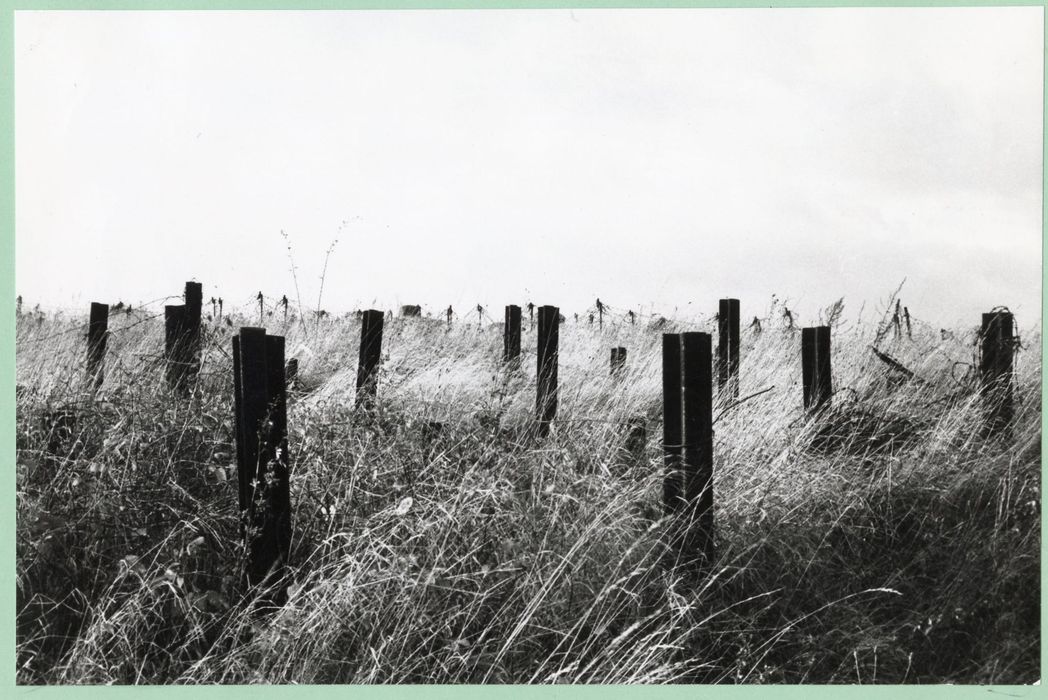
[14,8,1044,328]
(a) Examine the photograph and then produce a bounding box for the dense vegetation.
[15,298,1040,683]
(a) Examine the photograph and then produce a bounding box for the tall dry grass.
[15,300,1040,684]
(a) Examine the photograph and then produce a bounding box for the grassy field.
[14,299,1041,684]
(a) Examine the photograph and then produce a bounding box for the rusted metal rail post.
[504,305,522,363]
[536,305,560,436]
[662,332,715,568]
[184,281,203,379]
[980,311,1015,437]
[610,347,627,376]
[356,309,384,409]
[801,326,832,411]
[232,327,291,598]
[717,298,740,400]
[86,302,109,390]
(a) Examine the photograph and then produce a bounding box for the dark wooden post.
[504,305,522,363]
[232,327,291,597]
[536,305,559,436]
[356,309,384,409]
[184,281,203,379]
[717,298,740,400]
[980,311,1015,437]
[662,332,715,567]
[610,347,627,376]
[801,326,832,411]
[286,358,298,390]
[86,302,109,390]
[165,305,188,390]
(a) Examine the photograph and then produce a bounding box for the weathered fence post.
[86,302,109,390]
[662,332,715,568]
[536,305,559,436]
[232,327,291,598]
[801,326,832,411]
[185,281,203,379]
[717,298,740,400]
[980,310,1015,437]
[504,305,522,363]
[164,305,188,390]
[356,309,384,409]
[610,347,627,376]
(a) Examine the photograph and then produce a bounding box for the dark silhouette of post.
[232,327,291,597]
[980,311,1015,437]
[504,305,522,363]
[356,309,384,409]
[717,299,740,400]
[165,305,188,390]
[184,281,203,379]
[662,332,715,568]
[801,326,832,411]
[86,302,108,390]
[610,347,627,376]
[536,305,559,436]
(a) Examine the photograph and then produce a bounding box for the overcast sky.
[14,8,1044,328]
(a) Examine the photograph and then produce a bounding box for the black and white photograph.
[13,6,1043,684]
